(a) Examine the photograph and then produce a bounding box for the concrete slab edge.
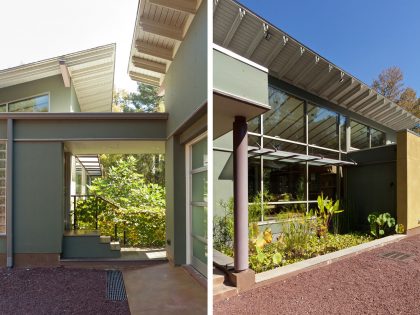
[255,234,406,283]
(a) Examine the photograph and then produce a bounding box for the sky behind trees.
[239,0,420,94]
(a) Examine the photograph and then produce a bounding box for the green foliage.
[100,153,165,187]
[89,156,165,209]
[367,212,396,238]
[315,193,344,237]
[248,192,271,222]
[113,84,163,113]
[213,199,234,253]
[280,214,316,256]
[395,223,405,234]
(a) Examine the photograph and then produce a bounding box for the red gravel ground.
[0,267,130,315]
[215,234,420,315]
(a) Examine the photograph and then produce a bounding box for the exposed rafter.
[264,35,288,67]
[305,64,333,91]
[58,60,70,88]
[135,40,173,61]
[292,55,320,85]
[361,98,385,116]
[222,7,246,47]
[336,84,362,104]
[350,93,376,110]
[213,0,219,15]
[345,89,371,109]
[148,0,199,14]
[140,18,184,41]
[129,71,160,86]
[325,77,352,100]
[317,71,344,96]
[244,23,269,58]
[132,56,166,74]
[386,110,407,125]
[372,103,395,120]
[276,46,305,77]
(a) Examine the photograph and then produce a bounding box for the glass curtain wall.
[248,85,387,221]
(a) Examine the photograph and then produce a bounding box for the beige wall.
[397,130,420,230]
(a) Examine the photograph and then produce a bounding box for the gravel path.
[0,267,130,315]
[215,234,420,315]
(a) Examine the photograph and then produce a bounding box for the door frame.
[185,132,207,276]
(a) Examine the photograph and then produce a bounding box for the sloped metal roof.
[128,0,203,88]
[213,0,420,131]
[0,44,116,112]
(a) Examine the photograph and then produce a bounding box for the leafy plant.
[213,199,234,253]
[315,194,344,237]
[248,191,271,222]
[367,212,396,238]
[395,223,405,234]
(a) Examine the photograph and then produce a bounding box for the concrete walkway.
[215,233,420,315]
[123,263,207,315]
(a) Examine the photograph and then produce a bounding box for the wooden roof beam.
[222,7,246,47]
[140,18,184,41]
[135,40,173,61]
[132,56,167,74]
[148,0,199,14]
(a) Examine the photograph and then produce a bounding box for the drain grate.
[380,251,415,262]
[106,270,127,301]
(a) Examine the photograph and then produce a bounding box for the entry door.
[187,134,207,276]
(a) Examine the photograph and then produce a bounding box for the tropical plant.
[315,194,344,237]
[367,212,396,238]
[395,223,405,234]
[213,198,234,253]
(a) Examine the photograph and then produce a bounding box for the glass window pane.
[192,171,207,202]
[308,147,340,160]
[350,120,369,149]
[192,238,207,264]
[192,206,207,238]
[263,160,306,202]
[191,138,207,169]
[264,87,305,143]
[265,203,307,221]
[9,94,49,112]
[0,105,6,112]
[308,104,339,150]
[248,156,261,201]
[371,128,386,147]
[263,138,306,154]
[308,165,337,200]
[340,116,346,151]
[248,116,260,134]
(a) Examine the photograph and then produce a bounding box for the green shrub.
[213,199,234,254]
[367,212,396,238]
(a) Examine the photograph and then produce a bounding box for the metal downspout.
[6,119,13,267]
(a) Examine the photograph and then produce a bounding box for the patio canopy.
[213,0,420,131]
[128,0,203,88]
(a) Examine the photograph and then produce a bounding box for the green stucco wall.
[165,135,187,265]
[163,0,207,136]
[14,142,64,253]
[214,49,268,106]
[0,75,75,113]
[0,236,5,253]
[13,119,166,140]
[213,132,234,217]
[70,82,81,112]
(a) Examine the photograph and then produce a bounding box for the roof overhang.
[128,0,203,89]
[213,0,420,131]
[0,44,116,112]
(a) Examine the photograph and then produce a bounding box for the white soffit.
[0,44,116,113]
[128,0,202,88]
[213,0,420,131]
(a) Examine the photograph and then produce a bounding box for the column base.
[228,269,255,292]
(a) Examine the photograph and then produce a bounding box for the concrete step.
[213,266,238,302]
[213,267,226,287]
[99,235,111,244]
[110,241,121,251]
[214,282,237,303]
